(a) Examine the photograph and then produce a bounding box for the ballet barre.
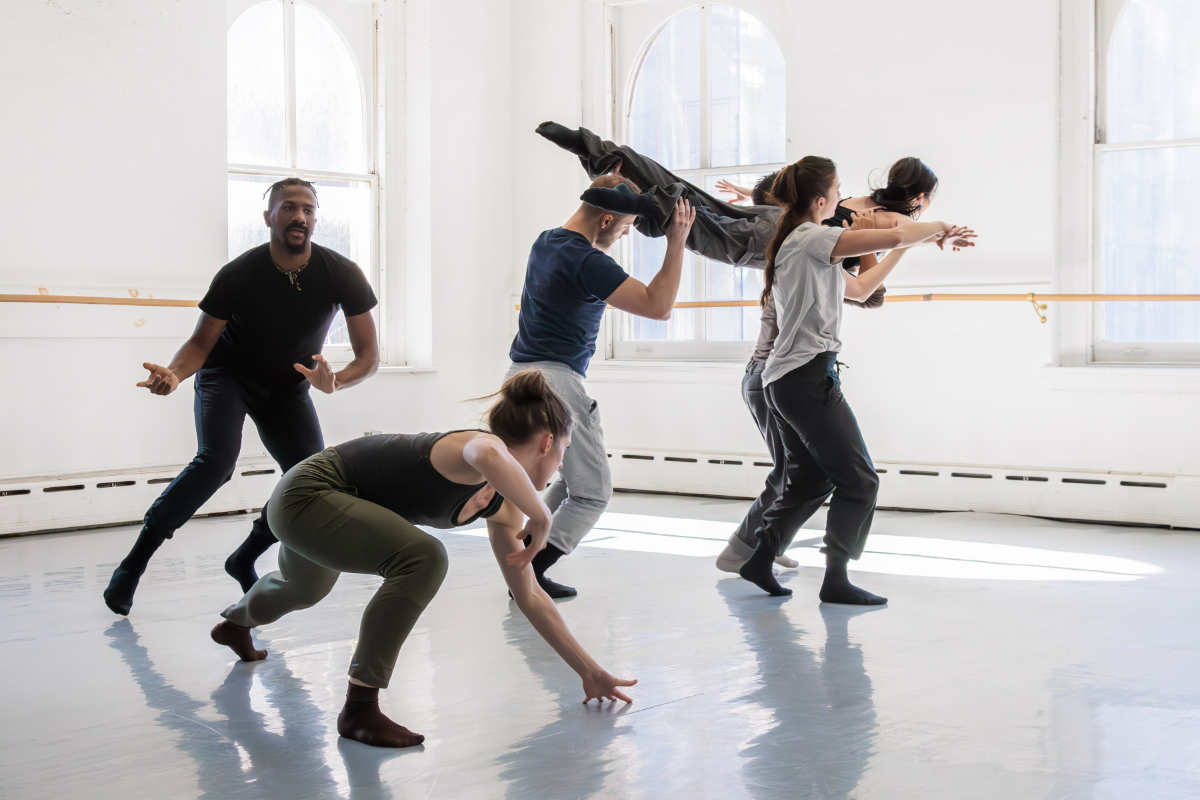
[0,293,198,308]
[669,293,1200,323]
[4,292,1200,325]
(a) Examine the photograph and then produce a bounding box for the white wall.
[1,0,1195,528]
[562,0,1196,486]
[0,0,519,487]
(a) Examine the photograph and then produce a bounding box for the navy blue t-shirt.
[509,228,630,376]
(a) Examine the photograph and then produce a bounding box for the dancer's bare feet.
[210,620,267,661]
[337,684,424,748]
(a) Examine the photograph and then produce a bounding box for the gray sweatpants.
[506,361,611,553]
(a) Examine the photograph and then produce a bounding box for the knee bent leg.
[380,536,449,591]
[194,449,239,485]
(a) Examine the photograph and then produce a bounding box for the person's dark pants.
[732,359,782,554]
[557,124,766,260]
[734,359,829,556]
[142,368,325,548]
[756,353,879,562]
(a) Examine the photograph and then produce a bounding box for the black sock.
[738,538,792,596]
[224,529,277,594]
[535,121,585,155]
[530,543,577,599]
[103,526,166,615]
[123,526,167,572]
[819,556,887,605]
[337,683,424,748]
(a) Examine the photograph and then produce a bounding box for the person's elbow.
[844,282,872,303]
[648,292,674,320]
[353,343,381,374]
[363,352,381,376]
[630,291,673,321]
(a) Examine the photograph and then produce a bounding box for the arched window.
[618,3,785,357]
[1096,0,1200,357]
[227,0,377,349]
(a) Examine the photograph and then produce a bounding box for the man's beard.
[284,226,309,254]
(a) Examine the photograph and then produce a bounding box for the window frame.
[1058,0,1200,366]
[225,0,389,363]
[606,1,786,363]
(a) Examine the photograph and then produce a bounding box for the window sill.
[324,362,436,376]
[588,359,747,384]
[376,364,436,375]
[1040,363,1200,394]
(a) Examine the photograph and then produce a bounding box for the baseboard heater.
[2,450,1196,536]
[0,457,280,537]
[605,447,1199,530]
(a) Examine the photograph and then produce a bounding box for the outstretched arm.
[487,503,637,704]
[831,221,953,259]
[137,312,226,395]
[715,179,754,204]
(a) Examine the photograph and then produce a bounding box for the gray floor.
[2,494,1198,799]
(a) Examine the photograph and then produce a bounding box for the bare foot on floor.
[210,620,267,661]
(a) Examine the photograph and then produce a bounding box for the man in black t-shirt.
[104,179,380,616]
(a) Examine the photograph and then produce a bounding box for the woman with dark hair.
[210,369,637,748]
[718,155,939,228]
[736,157,974,603]
[714,157,943,576]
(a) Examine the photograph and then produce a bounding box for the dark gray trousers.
[756,353,880,562]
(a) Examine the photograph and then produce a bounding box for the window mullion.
[699,3,712,172]
[284,0,298,169]
[697,4,711,344]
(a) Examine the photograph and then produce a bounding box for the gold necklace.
[273,259,308,291]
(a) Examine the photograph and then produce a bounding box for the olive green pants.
[221,449,448,688]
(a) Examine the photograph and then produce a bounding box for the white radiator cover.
[1,449,1196,535]
[0,457,281,536]
[605,448,1199,530]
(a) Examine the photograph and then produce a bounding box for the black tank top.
[333,431,505,528]
[825,202,863,270]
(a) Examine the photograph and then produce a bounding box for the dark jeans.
[756,353,879,561]
[142,368,325,542]
[568,126,770,266]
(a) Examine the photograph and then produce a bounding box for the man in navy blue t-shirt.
[506,173,695,598]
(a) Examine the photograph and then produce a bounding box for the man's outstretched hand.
[294,354,337,393]
[137,363,180,396]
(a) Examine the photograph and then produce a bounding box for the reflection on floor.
[1,494,1197,799]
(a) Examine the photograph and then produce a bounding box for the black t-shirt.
[199,243,377,389]
[333,431,506,528]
